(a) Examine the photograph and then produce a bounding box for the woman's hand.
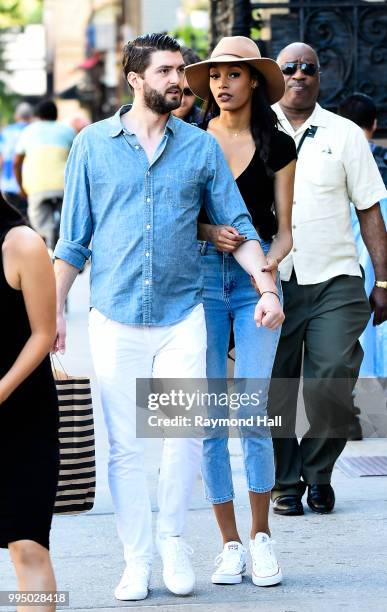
[254,293,284,329]
[261,256,279,282]
[53,312,67,354]
[209,225,245,252]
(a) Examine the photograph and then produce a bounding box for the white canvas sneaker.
[114,561,151,600]
[211,541,247,584]
[250,532,282,586]
[156,535,195,595]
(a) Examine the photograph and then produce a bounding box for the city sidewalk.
[1,270,386,611]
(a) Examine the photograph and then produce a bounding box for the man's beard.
[143,83,182,115]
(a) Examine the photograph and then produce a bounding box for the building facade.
[44,0,183,121]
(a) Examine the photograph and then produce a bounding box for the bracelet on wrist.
[260,290,280,301]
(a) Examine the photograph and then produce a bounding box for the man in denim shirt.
[53,33,283,601]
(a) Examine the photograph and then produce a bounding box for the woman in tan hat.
[185,36,296,587]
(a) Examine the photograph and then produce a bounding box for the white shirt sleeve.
[344,122,387,210]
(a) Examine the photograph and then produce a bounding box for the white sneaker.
[212,541,247,584]
[114,562,151,601]
[250,532,282,586]
[156,535,195,595]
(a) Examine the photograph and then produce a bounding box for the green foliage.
[0,0,43,27]
[0,82,21,124]
[171,24,209,59]
[0,0,42,123]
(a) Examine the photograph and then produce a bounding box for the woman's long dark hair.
[202,66,278,175]
[0,192,26,236]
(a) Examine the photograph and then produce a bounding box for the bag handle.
[296,125,318,155]
[50,352,69,380]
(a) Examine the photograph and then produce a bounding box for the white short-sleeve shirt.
[273,102,387,285]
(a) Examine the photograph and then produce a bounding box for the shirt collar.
[109,104,176,137]
[274,102,328,135]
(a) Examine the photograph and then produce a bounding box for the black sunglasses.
[182,88,195,97]
[280,62,319,76]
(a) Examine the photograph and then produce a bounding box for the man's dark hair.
[34,99,58,121]
[338,93,377,130]
[122,33,181,80]
[181,46,201,67]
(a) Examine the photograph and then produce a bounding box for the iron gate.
[210,0,387,130]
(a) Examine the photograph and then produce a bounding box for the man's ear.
[127,71,142,91]
[372,118,378,135]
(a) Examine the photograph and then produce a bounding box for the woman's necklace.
[224,127,251,138]
[213,119,251,139]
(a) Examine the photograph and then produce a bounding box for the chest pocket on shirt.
[301,144,345,188]
[166,169,200,208]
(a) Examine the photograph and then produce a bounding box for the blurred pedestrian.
[0,102,33,218]
[338,93,386,381]
[0,194,59,612]
[66,113,91,134]
[172,46,202,125]
[13,99,75,251]
[267,43,387,516]
[53,33,274,602]
[186,35,294,587]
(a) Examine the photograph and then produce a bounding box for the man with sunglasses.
[268,42,387,516]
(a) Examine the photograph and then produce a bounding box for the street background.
[1,1,387,610]
[1,269,386,612]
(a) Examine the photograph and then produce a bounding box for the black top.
[0,228,59,439]
[199,129,297,241]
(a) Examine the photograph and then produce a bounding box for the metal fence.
[210,0,387,130]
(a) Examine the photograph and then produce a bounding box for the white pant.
[88,304,207,564]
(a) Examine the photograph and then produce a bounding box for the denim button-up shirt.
[54,105,259,326]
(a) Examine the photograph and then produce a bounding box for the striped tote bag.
[52,364,96,514]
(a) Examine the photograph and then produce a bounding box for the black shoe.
[307,484,335,514]
[272,495,304,516]
[347,413,363,441]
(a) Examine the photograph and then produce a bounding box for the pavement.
[1,268,387,612]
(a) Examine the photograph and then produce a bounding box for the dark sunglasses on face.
[182,88,195,96]
[280,62,319,76]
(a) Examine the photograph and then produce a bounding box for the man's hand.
[53,312,67,353]
[370,286,387,326]
[254,293,285,329]
[210,225,245,252]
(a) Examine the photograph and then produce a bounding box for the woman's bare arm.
[0,227,56,403]
[262,159,295,274]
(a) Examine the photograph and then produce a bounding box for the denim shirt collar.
[108,104,176,138]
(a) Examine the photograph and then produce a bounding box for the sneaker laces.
[163,538,194,574]
[251,537,277,572]
[214,547,244,574]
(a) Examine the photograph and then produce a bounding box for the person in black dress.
[0,194,59,611]
[186,37,296,587]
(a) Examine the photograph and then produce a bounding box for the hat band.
[211,52,246,60]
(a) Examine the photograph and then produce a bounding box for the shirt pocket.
[166,169,200,208]
[302,150,345,189]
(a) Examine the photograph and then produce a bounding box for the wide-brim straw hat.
[185,36,285,105]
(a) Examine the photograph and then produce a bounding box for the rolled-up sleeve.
[203,136,259,241]
[54,133,92,269]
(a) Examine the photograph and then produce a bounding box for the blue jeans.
[199,241,282,503]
